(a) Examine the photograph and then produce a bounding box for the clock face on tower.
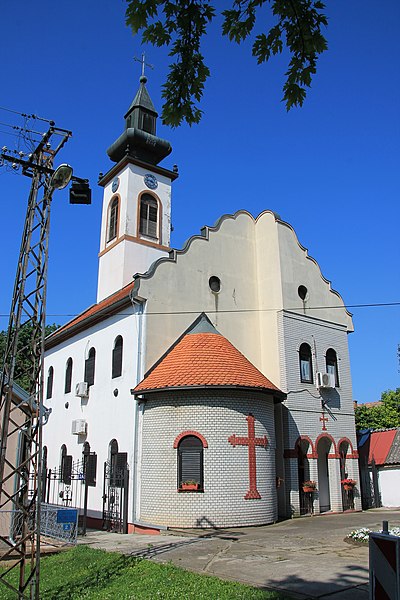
[144,173,158,190]
[111,177,119,193]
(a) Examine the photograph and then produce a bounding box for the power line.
[0,300,399,320]
[0,105,54,124]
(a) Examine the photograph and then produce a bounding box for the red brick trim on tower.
[337,437,358,458]
[295,435,317,458]
[173,430,208,448]
[315,433,338,457]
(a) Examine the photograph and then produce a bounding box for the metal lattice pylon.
[0,126,71,599]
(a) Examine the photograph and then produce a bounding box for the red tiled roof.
[368,430,397,465]
[134,315,283,395]
[46,281,136,347]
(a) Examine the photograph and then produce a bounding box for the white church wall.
[43,308,142,523]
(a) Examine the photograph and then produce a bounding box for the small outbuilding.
[358,428,400,508]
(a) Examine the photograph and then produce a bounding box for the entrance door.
[102,452,129,533]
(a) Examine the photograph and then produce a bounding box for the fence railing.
[0,504,79,548]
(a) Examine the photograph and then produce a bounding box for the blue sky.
[0,1,399,403]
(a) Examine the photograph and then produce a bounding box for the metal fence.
[0,504,79,547]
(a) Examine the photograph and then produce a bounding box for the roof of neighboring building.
[359,428,400,466]
[385,429,400,465]
[133,313,285,398]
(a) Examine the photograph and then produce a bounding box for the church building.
[43,74,361,533]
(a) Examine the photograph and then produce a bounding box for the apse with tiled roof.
[133,313,285,528]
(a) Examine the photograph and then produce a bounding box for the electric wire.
[0,300,400,320]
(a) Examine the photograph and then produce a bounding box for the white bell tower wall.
[97,160,173,302]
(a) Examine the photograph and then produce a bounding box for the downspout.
[130,298,146,526]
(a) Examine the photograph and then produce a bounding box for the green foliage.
[126,0,328,126]
[0,545,292,599]
[0,322,58,391]
[355,388,400,431]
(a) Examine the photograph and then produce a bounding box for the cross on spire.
[133,53,154,78]
[228,414,268,500]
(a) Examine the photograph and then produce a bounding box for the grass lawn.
[0,545,293,599]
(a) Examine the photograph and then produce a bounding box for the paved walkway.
[79,508,400,599]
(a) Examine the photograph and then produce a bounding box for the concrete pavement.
[79,508,400,599]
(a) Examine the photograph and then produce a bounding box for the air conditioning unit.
[71,419,87,435]
[75,382,89,397]
[316,372,335,389]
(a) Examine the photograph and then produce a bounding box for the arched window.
[326,348,339,386]
[139,194,158,239]
[109,439,119,486]
[112,336,123,379]
[65,357,73,393]
[299,343,313,383]
[107,197,119,242]
[60,444,72,484]
[177,435,204,490]
[84,347,96,387]
[46,366,54,399]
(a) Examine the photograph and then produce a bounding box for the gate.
[300,489,313,515]
[102,452,129,533]
[43,452,97,534]
[341,485,355,511]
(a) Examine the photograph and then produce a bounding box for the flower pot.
[343,484,354,491]
[302,487,315,493]
[181,483,199,491]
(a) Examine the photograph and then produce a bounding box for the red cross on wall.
[228,413,268,500]
[320,412,329,431]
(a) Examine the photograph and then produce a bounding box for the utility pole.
[0,121,90,599]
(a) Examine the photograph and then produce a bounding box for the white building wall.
[97,162,173,302]
[43,306,143,523]
[378,467,400,507]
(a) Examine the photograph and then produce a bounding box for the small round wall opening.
[209,276,221,293]
[298,285,308,301]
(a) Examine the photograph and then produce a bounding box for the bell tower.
[97,73,178,302]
